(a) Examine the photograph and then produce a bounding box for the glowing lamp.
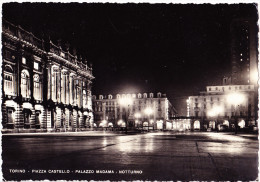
[144,107,153,115]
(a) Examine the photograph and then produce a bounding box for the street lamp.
[119,97,133,134]
[226,92,245,134]
[144,107,153,131]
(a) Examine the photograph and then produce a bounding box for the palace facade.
[2,20,94,133]
[92,92,178,130]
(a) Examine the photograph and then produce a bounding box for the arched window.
[4,65,15,95]
[150,93,154,98]
[138,93,142,98]
[33,74,42,101]
[143,93,147,98]
[21,70,30,98]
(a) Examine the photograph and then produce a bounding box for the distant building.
[92,92,177,130]
[184,17,258,131]
[187,83,256,130]
[230,18,258,85]
[2,20,94,133]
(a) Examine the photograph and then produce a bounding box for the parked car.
[207,128,212,132]
[218,125,228,132]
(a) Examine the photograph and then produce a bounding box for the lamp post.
[144,107,153,131]
[227,92,245,134]
[134,113,141,129]
[119,97,133,134]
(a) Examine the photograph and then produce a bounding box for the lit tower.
[230,18,258,85]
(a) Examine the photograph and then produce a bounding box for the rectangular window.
[34,82,42,100]
[22,57,26,64]
[4,73,13,95]
[34,62,39,70]
[7,109,14,124]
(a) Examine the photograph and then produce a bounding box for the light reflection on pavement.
[2,131,258,181]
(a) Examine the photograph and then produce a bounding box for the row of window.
[96,99,162,106]
[94,106,163,112]
[193,97,221,102]
[194,104,244,110]
[208,85,252,92]
[98,93,162,100]
[4,70,42,100]
[5,109,90,129]
[194,111,249,117]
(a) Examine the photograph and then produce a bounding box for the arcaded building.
[187,84,256,130]
[185,17,258,131]
[92,92,177,130]
[2,20,94,133]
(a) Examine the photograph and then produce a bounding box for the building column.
[79,111,84,128]
[69,74,74,105]
[66,73,70,105]
[57,68,61,103]
[56,107,62,129]
[2,102,7,129]
[65,108,70,131]
[30,108,36,129]
[47,63,52,100]
[15,104,24,130]
[41,108,47,129]
[46,108,52,131]
[73,109,78,130]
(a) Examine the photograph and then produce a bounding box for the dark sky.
[2,3,258,115]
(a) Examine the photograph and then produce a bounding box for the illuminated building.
[187,84,256,130]
[2,20,94,133]
[185,17,258,131]
[92,92,177,130]
[230,18,258,85]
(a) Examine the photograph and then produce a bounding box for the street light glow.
[250,70,259,84]
[144,107,153,115]
[119,97,133,106]
[134,113,141,118]
[208,106,224,117]
[226,92,245,106]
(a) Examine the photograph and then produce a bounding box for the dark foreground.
[2,131,258,181]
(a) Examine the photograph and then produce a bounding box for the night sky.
[2,3,258,115]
